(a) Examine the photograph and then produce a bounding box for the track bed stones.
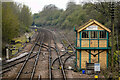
[2,28,105,79]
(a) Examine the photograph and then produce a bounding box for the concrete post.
[6,48,9,59]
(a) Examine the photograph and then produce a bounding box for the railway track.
[59,32,75,53]
[39,29,67,79]
[1,32,39,75]
[30,34,44,80]
[51,32,67,80]
[58,32,76,70]
[41,28,76,79]
[15,31,44,79]
[48,32,52,80]
[2,28,77,79]
[51,31,75,65]
[1,53,38,74]
[50,30,77,79]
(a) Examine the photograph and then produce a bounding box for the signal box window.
[82,31,89,38]
[100,31,106,38]
[91,31,97,38]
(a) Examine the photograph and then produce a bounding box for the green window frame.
[99,31,107,38]
[90,31,98,38]
[82,31,89,38]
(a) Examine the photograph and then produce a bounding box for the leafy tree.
[33,1,120,33]
[34,4,63,27]
[20,5,33,32]
[2,2,33,51]
[2,2,20,42]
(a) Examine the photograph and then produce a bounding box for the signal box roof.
[75,19,111,33]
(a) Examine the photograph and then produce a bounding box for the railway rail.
[59,32,75,53]
[1,53,38,74]
[30,34,44,80]
[52,32,67,80]
[2,28,77,79]
[48,32,52,80]
[1,32,40,75]
[15,31,43,80]
[41,29,76,79]
[51,31,75,68]
[58,32,76,70]
[49,30,77,79]
[2,31,50,75]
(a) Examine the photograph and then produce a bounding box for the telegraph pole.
[110,2,114,74]
[116,2,120,78]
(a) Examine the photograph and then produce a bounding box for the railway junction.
[1,1,120,79]
[1,27,109,79]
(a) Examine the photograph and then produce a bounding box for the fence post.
[6,48,9,60]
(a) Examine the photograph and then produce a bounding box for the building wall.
[77,32,80,47]
[77,50,107,69]
[80,40,107,47]
[84,23,104,30]
[76,23,109,69]
[99,50,107,68]
[99,40,107,47]
[81,40,89,47]
[77,50,80,68]
[76,39,108,69]
[90,40,98,47]
[91,50,98,63]
[77,24,108,48]
[81,50,89,68]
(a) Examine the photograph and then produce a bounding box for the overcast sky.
[13,0,82,14]
[11,0,119,14]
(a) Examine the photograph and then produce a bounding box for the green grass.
[10,31,34,55]
[115,51,120,54]
[14,31,34,43]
